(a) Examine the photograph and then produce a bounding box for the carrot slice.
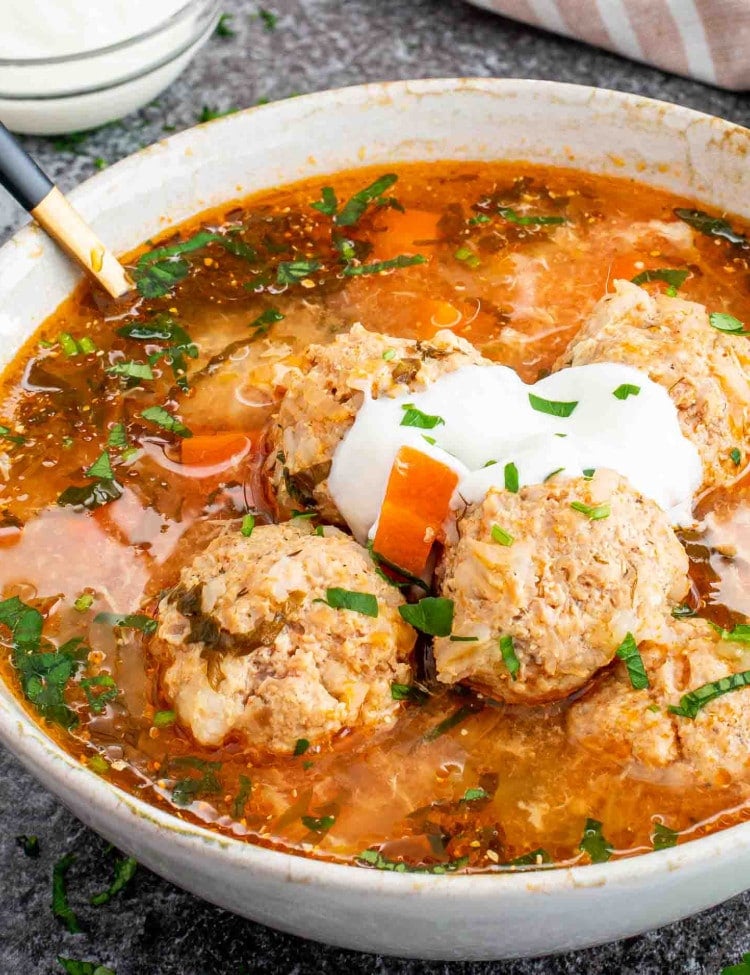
[373,446,459,575]
[180,432,251,467]
[370,209,441,260]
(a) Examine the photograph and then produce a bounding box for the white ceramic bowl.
[0,0,220,135]
[1,79,749,961]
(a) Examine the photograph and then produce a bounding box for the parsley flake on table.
[90,856,137,907]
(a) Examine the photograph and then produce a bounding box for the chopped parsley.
[578,818,613,863]
[215,12,235,36]
[301,814,336,834]
[390,682,428,703]
[58,445,123,511]
[107,360,154,382]
[85,451,115,481]
[81,674,119,714]
[294,738,310,756]
[710,312,747,334]
[342,254,425,277]
[153,710,175,728]
[90,856,137,906]
[615,632,649,690]
[497,206,566,226]
[499,635,520,681]
[249,307,284,334]
[508,848,552,867]
[358,849,469,874]
[52,853,81,933]
[94,612,157,635]
[258,7,278,30]
[57,958,116,975]
[132,230,222,298]
[276,259,321,284]
[315,588,378,617]
[731,448,742,466]
[528,393,578,417]
[630,268,689,290]
[570,500,610,521]
[722,953,750,975]
[140,405,192,439]
[504,461,519,493]
[0,423,25,445]
[240,513,255,537]
[669,670,750,719]
[400,403,445,429]
[198,106,238,123]
[0,596,86,728]
[233,775,253,819]
[334,173,398,227]
[423,705,474,742]
[454,245,480,269]
[106,423,128,449]
[74,593,94,613]
[368,544,430,592]
[311,186,338,216]
[543,467,564,483]
[16,834,40,857]
[652,822,678,851]
[490,524,514,546]
[613,383,640,400]
[169,756,222,807]
[714,622,750,644]
[398,597,454,636]
[461,787,489,802]
[119,314,198,391]
[674,208,749,249]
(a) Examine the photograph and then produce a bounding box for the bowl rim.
[2,75,750,899]
[0,0,219,68]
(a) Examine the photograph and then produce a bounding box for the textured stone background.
[1,1,750,972]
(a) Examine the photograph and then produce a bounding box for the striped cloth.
[466,0,750,89]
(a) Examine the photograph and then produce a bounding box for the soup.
[2,161,750,874]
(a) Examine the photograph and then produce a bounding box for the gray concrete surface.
[1,0,749,971]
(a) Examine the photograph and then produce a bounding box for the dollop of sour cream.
[328,362,702,543]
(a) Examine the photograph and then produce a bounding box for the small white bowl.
[0,0,220,135]
[1,79,749,960]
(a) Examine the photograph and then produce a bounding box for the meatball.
[567,620,750,785]
[433,470,689,705]
[151,522,416,754]
[268,323,488,522]
[557,279,750,492]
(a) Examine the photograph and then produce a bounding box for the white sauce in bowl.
[328,362,702,543]
[1,0,188,58]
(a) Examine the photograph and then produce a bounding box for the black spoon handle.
[0,120,131,298]
[0,121,53,211]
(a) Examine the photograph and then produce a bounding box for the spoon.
[0,121,132,299]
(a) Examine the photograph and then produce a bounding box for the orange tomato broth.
[2,160,750,873]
